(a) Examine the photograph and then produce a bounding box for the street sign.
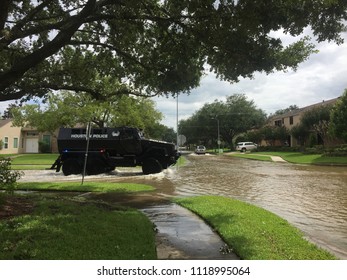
[178,135,186,146]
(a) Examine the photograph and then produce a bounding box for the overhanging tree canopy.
[1,0,346,102]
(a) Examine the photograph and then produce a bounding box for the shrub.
[39,141,50,153]
[257,146,301,153]
[307,133,318,147]
[304,145,325,154]
[0,158,23,194]
[323,144,347,157]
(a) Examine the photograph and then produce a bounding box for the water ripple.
[169,154,347,259]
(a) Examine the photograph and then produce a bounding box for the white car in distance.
[195,145,206,154]
[235,142,258,152]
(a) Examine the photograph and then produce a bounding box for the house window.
[27,132,38,136]
[13,137,18,149]
[274,120,282,127]
[290,116,294,125]
[4,137,9,149]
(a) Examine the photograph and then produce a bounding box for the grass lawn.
[175,155,187,166]
[10,154,59,164]
[258,152,323,164]
[261,152,347,165]
[230,153,273,162]
[5,154,59,170]
[15,182,154,193]
[0,182,157,259]
[230,151,347,165]
[176,196,337,260]
[0,194,156,259]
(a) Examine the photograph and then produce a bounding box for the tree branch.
[0,0,11,31]
[69,40,153,70]
[0,0,97,96]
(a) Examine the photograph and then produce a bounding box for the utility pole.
[81,122,91,185]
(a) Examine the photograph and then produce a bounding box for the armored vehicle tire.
[62,159,82,176]
[86,159,106,175]
[142,158,163,175]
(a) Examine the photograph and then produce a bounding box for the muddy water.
[167,154,347,260]
[20,155,347,259]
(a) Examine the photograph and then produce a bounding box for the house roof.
[0,119,37,131]
[0,119,12,128]
[270,97,340,120]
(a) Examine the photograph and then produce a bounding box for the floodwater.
[19,154,347,259]
[167,154,347,260]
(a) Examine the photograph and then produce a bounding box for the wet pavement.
[142,203,239,260]
[87,192,239,259]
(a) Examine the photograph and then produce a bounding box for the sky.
[153,30,347,129]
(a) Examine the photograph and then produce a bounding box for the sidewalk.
[228,152,287,163]
[142,203,239,260]
[269,156,287,162]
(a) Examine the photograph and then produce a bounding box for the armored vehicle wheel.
[86,159,106,175]
[142,158,163,175]
[62,159,82,176]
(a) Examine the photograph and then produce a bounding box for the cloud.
[0,101,12,116]
[154,32,347,129]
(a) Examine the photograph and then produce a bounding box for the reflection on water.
[168,154,347,259]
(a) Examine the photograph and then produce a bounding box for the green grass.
[10,154,59,164]
[0,154,16,157]
[312,156,347,165]
[262,152,347,165]
[230,153,273,162]
[175,196,336,260]
[0,195,157,259]
[259,152,322,164]
[174,155,187,167]
[230,151,347,165]
[5,154,59,170]
[14,182,154,193]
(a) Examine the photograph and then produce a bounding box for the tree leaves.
[179,93,266,147]
[1,0,346,101]
[10,90,165,136]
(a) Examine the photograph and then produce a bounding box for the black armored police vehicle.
[52,127,180,176]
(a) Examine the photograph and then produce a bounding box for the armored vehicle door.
[117,128,142,155]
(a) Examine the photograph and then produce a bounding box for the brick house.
[0,119,58,154]
[266,97,340,147]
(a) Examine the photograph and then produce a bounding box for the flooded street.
[19,154,347,259]
[168,154,347,260]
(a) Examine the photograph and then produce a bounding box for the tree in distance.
[179,94,266,147]
[10,91,175,141]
